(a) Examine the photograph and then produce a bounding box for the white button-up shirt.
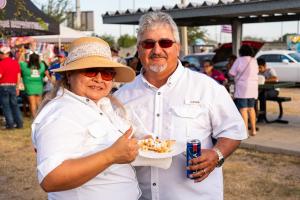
[115,62,247,200]
[32,89,141,200]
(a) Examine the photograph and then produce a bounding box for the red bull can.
[186,139,201,178]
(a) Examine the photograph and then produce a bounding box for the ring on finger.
[203,168,207,174]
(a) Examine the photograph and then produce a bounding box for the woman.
[32,37,140,200]
[229,45,258,136]
[20,53,46,117]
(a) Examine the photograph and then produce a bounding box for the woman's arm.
[41,129,138,192]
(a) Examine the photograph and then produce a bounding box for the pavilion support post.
[231,19,242,56]
[180,26,188,56]
[180,0,188,56]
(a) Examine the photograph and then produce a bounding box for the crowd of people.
[0,45,68,128]
[0,10,280,200]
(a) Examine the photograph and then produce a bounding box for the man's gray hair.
[137,12,180,43]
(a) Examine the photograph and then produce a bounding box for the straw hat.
[52,37,135,82]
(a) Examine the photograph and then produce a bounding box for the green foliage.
[187,27,207,46]
[41,0,71,23]
[94,34,116,47]
[117,34,137,48]
[243,36,265,42]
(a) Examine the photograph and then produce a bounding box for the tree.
[41,0,71,23]
[117,34,137,48]
[187,27,207,46]
[95,34,116,48]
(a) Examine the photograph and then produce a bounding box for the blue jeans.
[0,86,23,128]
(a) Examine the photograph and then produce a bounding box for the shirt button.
[152,183,156,186]
[86,99,89,102]
[157,92,161,95]
[156,113,160,117]
[99,112,103,115]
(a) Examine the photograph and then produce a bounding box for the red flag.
[221,25,232,33]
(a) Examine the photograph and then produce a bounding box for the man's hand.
[187,149,218,183]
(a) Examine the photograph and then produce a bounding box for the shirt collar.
[140,60,185,89]
[57,88,101,107]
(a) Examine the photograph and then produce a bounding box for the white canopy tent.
[31,25,88,48]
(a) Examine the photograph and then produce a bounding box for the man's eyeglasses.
[80,68,116,81]
[140,39,175,49]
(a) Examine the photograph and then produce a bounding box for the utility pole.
[180,0,188,56]
[75,0,81,30]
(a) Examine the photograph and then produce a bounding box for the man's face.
[137,24,180,75]
[259,64,266,73]
[203,61,213,73]
[58,56,65,64]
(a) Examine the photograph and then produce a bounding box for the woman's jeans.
[0,86,23,128]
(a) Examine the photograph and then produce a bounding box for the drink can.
[186,139,201,178]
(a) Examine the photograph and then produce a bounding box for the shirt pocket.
[170,105,211,143]
[86,122,112,146]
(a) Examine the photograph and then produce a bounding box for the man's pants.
[0,86,23,128]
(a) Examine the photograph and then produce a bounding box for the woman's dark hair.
[239,45,254,57]
[28,53,40,69]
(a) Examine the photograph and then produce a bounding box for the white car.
[255,50,300,82]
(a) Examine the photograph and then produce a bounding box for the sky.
[33,0,300,42]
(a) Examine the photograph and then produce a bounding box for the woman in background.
[20,53,46,117]
[229,45,258,136]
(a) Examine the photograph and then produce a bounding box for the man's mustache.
[149,54,167,59]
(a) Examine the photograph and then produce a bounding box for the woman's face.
[67,69,114,102]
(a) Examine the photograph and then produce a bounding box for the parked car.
[181,52,215,71]
[255,50,300,82]
[182,41,264,73]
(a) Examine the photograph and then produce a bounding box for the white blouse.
[32,89,141,200]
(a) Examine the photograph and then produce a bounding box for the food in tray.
[138,138,175,153]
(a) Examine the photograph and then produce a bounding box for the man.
[48,51,67,82]
[115,12,247,200]
[257,58,279,98]
[202,59,226,84]
[0,46,23,129]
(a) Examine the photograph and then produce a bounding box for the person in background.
[115,11,247,200]
[202,59,226,85]
[229,45,258,136]
[20,53,46,118]
[48,51,67,83]
[111,47,127,65]
[225,55,237,93]
[32,37,140,200]
[257,58,279,99]
[0,46,23,129]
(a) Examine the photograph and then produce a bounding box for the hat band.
[65,42,112,65]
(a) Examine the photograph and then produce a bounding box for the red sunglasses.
[140,39,175,49]
[80,68,116,81]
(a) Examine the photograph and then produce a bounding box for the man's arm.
[16,73,21,96]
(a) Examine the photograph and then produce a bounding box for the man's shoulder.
[49,62,60,70]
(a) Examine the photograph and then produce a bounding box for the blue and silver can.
[186,139,201,178]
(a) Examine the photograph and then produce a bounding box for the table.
[257,82,295,123]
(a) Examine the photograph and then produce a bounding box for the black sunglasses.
[140,39,176,49]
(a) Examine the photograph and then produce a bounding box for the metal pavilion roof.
[0,0,60,37]
[102,0,300,26]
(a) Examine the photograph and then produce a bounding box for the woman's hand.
[108,128,139,164]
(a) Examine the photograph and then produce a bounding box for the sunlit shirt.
[32,89,141,200]
[115,61,247,200]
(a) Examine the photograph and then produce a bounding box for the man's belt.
[0,83,16,86]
